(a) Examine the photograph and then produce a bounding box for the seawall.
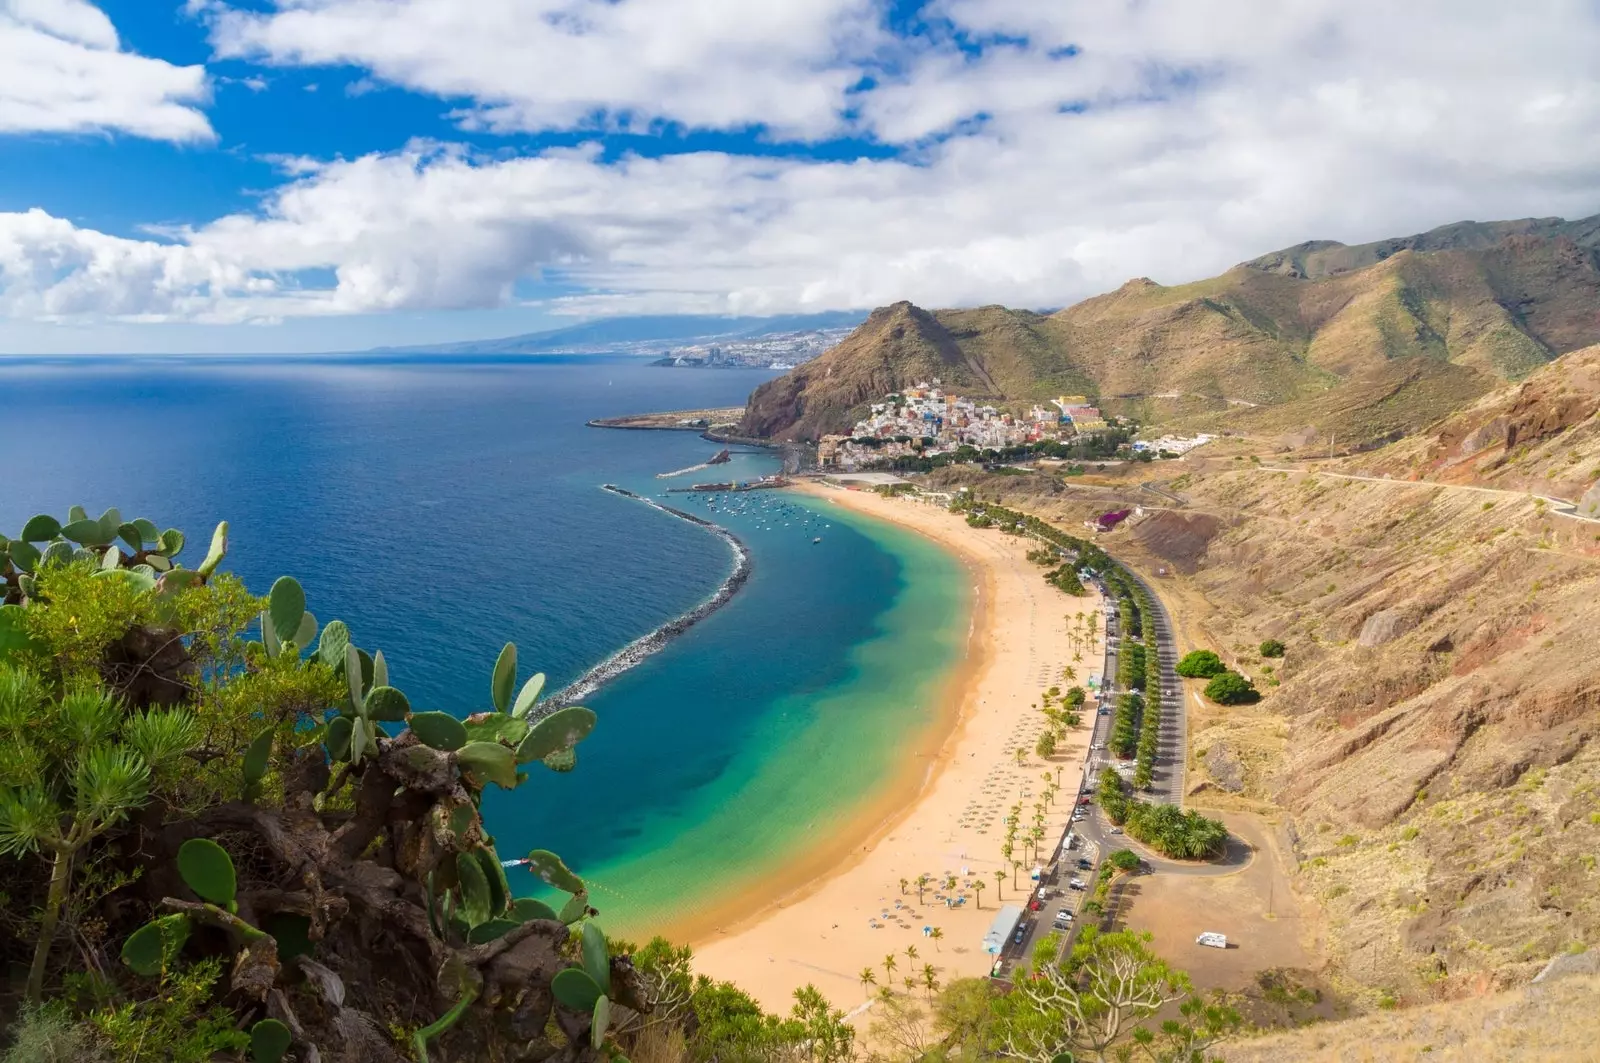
[544,485,752,707]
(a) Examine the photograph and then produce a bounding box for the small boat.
[812,537,822,544]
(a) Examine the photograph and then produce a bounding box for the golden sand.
[688,482,1103,1017]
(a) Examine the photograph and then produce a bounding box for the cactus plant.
[456,851,494,927]
[120,913,191,977]
[552,967,604,1011]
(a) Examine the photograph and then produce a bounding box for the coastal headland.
[688,481,1104,1015]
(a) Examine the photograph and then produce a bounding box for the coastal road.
[1256,465,1600,525]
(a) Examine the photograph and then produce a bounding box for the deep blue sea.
[0,357,966,935]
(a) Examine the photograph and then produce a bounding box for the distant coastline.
[544,485,752,707]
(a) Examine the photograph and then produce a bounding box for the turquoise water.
[0,357,967,936]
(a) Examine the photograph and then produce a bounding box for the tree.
[994,868,1006,900]
[917,873,930,904]
[0,673,203,1001]
[1035,731,1057,759]
[1202,670,1260,705]
[883,953,898,980]
[1259,639,1286,658]
[921,963,940,1000]
[899,877,908,895]
[906,944,920,963]
[1107,849,1141,873]
[929,926,944,951]
[1175,650,1226,678]
[859,967,878,996]
[991,930,1191,1063]
[1015,747,1027,766]
[974,879,985,908]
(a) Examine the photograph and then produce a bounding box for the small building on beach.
[981,904,1026,954]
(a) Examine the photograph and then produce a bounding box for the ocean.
[0,356,968,936]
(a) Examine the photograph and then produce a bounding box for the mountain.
[371,311,866,356]
[741,213,1600,442]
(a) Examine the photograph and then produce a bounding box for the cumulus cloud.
[0,0,213,141]
[4,0,1600,327]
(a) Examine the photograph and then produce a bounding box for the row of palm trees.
[860,948,943,1000]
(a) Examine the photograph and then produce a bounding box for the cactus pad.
[250,1018,292,1063]
[18,514,60,542]
[512,672,547,719]
[581,920,611,994]
[551,968,603,1012]
[408,712,467,751]
[176,838,237,907]
[456,851,493,927]
[456,741,517,789]
[510,897,560,922]
[363,685,411,722]
[268,576,306,644]
[120,913,191,977]
[515,706,596,764]
[523,849,584,894]
[492,642,517,714]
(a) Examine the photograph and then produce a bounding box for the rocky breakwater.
[545,485,752,706]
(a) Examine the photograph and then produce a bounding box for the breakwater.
[544,485,752,707]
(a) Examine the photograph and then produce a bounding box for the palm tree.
[943,874,957,892]
[1014,747,1026,766]
[994,868,1006,899]
[929,926,944,951]
[882,953,897,981]
[905,944,919,963]
[973,879,985,908]
[1074,651,1083,664]
[921,963,940,999]
[859,967,877,996]
[902,976,916,994]
[916,873,929,904]
[899,877,908,895]
[1011,859,1022,890]
[1063,666,1077,683]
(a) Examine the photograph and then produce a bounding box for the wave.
[544,484,752,707]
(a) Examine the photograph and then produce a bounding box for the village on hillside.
[817,380,1214,471]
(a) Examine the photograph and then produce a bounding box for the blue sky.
[2,0,1598,353]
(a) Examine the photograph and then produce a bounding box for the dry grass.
[1218,974,1600,1062]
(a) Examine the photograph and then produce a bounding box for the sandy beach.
[690,481,1104,1017]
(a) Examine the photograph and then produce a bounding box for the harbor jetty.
[543,485,751,707]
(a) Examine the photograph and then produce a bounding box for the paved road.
[1256,466,1600,525]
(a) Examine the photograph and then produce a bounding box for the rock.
[1204,741,1246,793]
[1533,950,1600,984]
[1358,609,1410,647]
[1581,480,1600,519]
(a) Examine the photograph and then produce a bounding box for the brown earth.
[901,348,1600,1020]
[741,213,1600,444]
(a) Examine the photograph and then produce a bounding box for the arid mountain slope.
[742,213,1600,442]
[908,353,1600,1008]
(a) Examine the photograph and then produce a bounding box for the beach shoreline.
[687,481,1104,1016]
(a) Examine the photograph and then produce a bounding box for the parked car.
[1098,708,1111,716]
[1028,899,1043,912]
[1067,882,1085,891]
[1036,886,1050,900]
[1014,925,1028,945]
[1109,827,1123,834]
[1076,858,1092,870]
[1196,932,1228,949]
[1054,911,1074,925]
[1078,796,1092,805]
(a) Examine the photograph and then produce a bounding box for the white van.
[1195,932,1228,949]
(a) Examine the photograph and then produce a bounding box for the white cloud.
[207,0,885,138]
[0,0,213,141]
[4,1,1600,332]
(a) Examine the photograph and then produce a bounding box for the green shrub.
[1175,650,1227,678]
[1202,671,1260,705]
[1258,639,1286,658]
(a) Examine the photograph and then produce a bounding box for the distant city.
[650,327,856,369]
